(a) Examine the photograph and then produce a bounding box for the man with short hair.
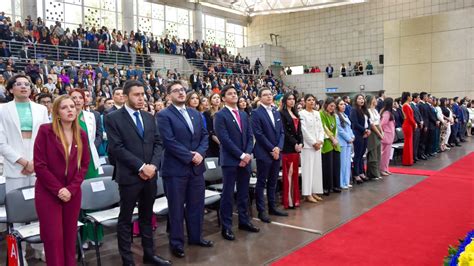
[214,85,259,241]
[411,93,425,161]
[376,90,385,112]
[105,80,171,265]
[157,81,213,258]
[252,88,288,223]
[37,93,53,121]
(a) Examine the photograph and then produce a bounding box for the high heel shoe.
[312,194,323,201]
[306,195,318,203]
[360,175,369,181]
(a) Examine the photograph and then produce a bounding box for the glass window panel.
[117,14,122,30]
[45,20,56,28]
[65,4,82,25]
[137,0,151,17]
[102,10,116,29]
[84,7,101,28]
[216,31,225,46]
[64,23,79,31]
[138,16,152,33]
[165,21,177,37]
[177,24,188,40]
[102,0,116,11]
[152,19,164,37]
[235,35,244,48]
[166,6,177,23]
[177,8,188,25]
[226,23,234,34]
[205,15,215,30]
[189,12,193,26]
[226,33,235,47]
[205,29,215,44]
[14,0,21,15]
[234,25,243,35]
[64,0,82,4]
[84,0,100,8]
[4,0,13,14]
[152,4,164,20]
[45,1,64,22]
[215,17,225,31]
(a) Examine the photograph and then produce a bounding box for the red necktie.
[232,109,242,132]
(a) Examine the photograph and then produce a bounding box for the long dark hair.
[280,92,299,117]
[335,98,347,128]
[401,92,411,104]
[380,97,394,121]
[323,97,336,115]
[353,93,368,116]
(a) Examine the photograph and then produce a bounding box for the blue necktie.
[180,108,194,134]
[133,111,144,138]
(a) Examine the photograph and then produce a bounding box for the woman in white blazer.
[0,74,49,261]
[299,94,325,203]
[69,89,102,247]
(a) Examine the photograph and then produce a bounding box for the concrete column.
[122,0,134,32]
[193,3,203,42]
[22,0,38,20]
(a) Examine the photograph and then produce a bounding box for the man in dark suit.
[189,70,199,91]
[417,92,432,159]
[104,80,171,266]
[376,90,385,112]
[411,93,425,161]
[214,85,260,241]
[425,94,439,156]
[251,87,288,223]
[156,81,213,258]
[0,41,11,57]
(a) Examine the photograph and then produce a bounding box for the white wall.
[384,8,474,98]
[326,74,384,94]
[238,44,287,69]
[247,0,474,69]
[283,73,326,99]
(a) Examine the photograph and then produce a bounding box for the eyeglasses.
[14,82,31,87]
[170,87,186,94]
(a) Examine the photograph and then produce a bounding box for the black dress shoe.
[143,254,172,265]
[221,228,235,241]
[189,239,214,247]
[269,208,288,216]
[238,223,260,233]
[360,176,369,181]
[332,188,342,193]
[170,247,185,258]
[420,155,427,160]
[456,143,462,147]
[258,212,271,223]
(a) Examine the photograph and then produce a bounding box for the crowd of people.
[1,64,473,265]
[285,61,375,77]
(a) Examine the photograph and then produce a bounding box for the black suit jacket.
[280,109,303,153]
[104,107,162,185]
[90,109,103,149]
[418,102,431,128]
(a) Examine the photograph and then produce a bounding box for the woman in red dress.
[34,95,90,265]
[401,92,416,166]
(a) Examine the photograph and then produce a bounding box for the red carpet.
[273,153,474,266]
[388,167,437,176]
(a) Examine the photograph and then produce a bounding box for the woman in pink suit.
[380,98,396,176]
[34,95,90,265]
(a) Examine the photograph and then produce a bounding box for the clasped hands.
[58,187,71,202]
[139,164,157,180]
[191,151,204,165]
[239,153,252,167]
[270,147,280,160]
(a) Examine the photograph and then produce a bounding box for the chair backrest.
[5,186,37,223]
[156,174,165,197]
[98,165,114,177]
[81,176,120,211]
[203,157,222,183]
[0,178,6,205]
[396,128,404,141]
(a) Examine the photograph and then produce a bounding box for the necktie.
[267,107,275,127]
[232,109,242,132]
[180,108,194,134]
[133,111,144,138]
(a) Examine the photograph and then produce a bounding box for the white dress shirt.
[260,103,275,126]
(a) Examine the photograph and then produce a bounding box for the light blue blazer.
[336,113,355,147]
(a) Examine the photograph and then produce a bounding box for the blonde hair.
[208,92,222,117]
[51,95,83,173]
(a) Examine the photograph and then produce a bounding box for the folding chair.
[81,176,136,266]
[97,164,114,177]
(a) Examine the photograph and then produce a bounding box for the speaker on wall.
[379,54,384,64]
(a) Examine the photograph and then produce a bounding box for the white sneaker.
[348,184,353,188]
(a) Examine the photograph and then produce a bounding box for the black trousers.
[321,150,341,191]
[425,128,435,155]
[419,127,429,157]
[117,179,157,264]
[413,127,420,160]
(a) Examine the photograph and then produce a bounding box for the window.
[42,0,122,31]
[203,15,248,55]
[134,1,192,40]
